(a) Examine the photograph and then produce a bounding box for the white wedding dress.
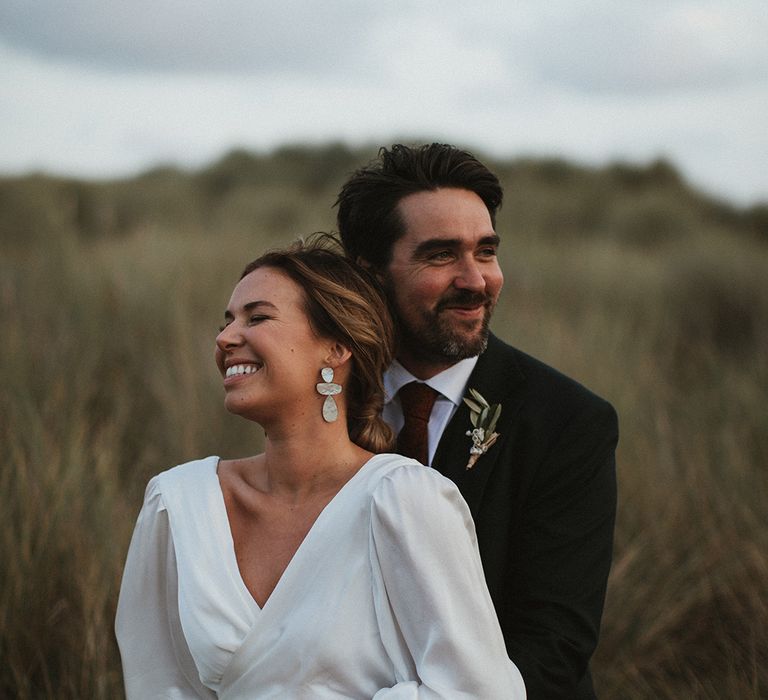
[115,453,525,699]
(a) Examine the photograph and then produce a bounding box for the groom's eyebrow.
[412,238,462,256]
[412,234,500,257]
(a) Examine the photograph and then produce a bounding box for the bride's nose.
[216,323,243,352]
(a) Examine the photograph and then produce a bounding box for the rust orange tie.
[396,382,439,465]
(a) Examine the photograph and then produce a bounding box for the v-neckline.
[212,453,384,612]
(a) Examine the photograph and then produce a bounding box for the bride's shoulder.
[146,455,221,498]
[368,455,475,537]
[216,454,265,485]
[369,453,463,500]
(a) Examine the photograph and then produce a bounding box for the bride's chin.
[224,397,264,421]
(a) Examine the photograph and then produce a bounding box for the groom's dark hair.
[334,143,503,270]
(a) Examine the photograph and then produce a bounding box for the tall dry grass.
[495,232,768,698]
[0,229,267,698]
[1,147,766,698]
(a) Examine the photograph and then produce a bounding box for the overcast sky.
[1,1,766,204]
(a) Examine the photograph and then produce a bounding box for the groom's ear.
[356,256,385,284]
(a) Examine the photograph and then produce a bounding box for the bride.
[115,237,525,699]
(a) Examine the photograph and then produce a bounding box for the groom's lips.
[438,292,492,319]
[444,304,485,319]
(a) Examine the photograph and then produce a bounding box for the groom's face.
[381,187,503,378]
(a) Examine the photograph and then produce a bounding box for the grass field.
[1,145,766,698]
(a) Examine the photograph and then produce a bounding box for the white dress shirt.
[383,356,479,466]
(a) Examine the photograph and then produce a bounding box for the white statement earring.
[316,367,342,423]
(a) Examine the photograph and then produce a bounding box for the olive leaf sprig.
[463,388,501,470]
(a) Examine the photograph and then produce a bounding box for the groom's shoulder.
[482,334,616,426]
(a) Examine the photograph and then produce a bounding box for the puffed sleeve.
[369,464,526,699]
[115,477,215,700]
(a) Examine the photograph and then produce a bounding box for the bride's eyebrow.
[242,300,278,313]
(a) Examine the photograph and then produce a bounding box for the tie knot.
[398,382,439,423]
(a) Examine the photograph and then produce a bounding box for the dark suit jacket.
[431,334,618,699]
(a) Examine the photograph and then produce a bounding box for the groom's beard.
[390,288,495,364]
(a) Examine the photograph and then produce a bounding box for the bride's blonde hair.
[240,234,395,453]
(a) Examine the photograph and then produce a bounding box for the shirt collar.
[384,356,479,408]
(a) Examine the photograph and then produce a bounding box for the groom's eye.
[478,246,498,258]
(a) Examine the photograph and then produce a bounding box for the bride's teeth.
[226,363,261,378]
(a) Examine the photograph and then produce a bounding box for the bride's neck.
[258,423,369,497]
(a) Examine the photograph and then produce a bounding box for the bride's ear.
[323,341,352,370]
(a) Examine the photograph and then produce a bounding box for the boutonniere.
[463,388,502,470]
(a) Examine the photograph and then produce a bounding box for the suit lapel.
[432,335,525,514]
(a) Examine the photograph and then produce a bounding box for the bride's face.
[215,266,331,423]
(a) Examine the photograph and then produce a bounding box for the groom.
[335,143,618,699]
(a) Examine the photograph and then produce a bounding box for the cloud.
[0,1,766,203]
[0,0,382,74]
[501,1,768,94]
[3,0,766,95]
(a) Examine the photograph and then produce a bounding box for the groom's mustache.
[435,290,494,312]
